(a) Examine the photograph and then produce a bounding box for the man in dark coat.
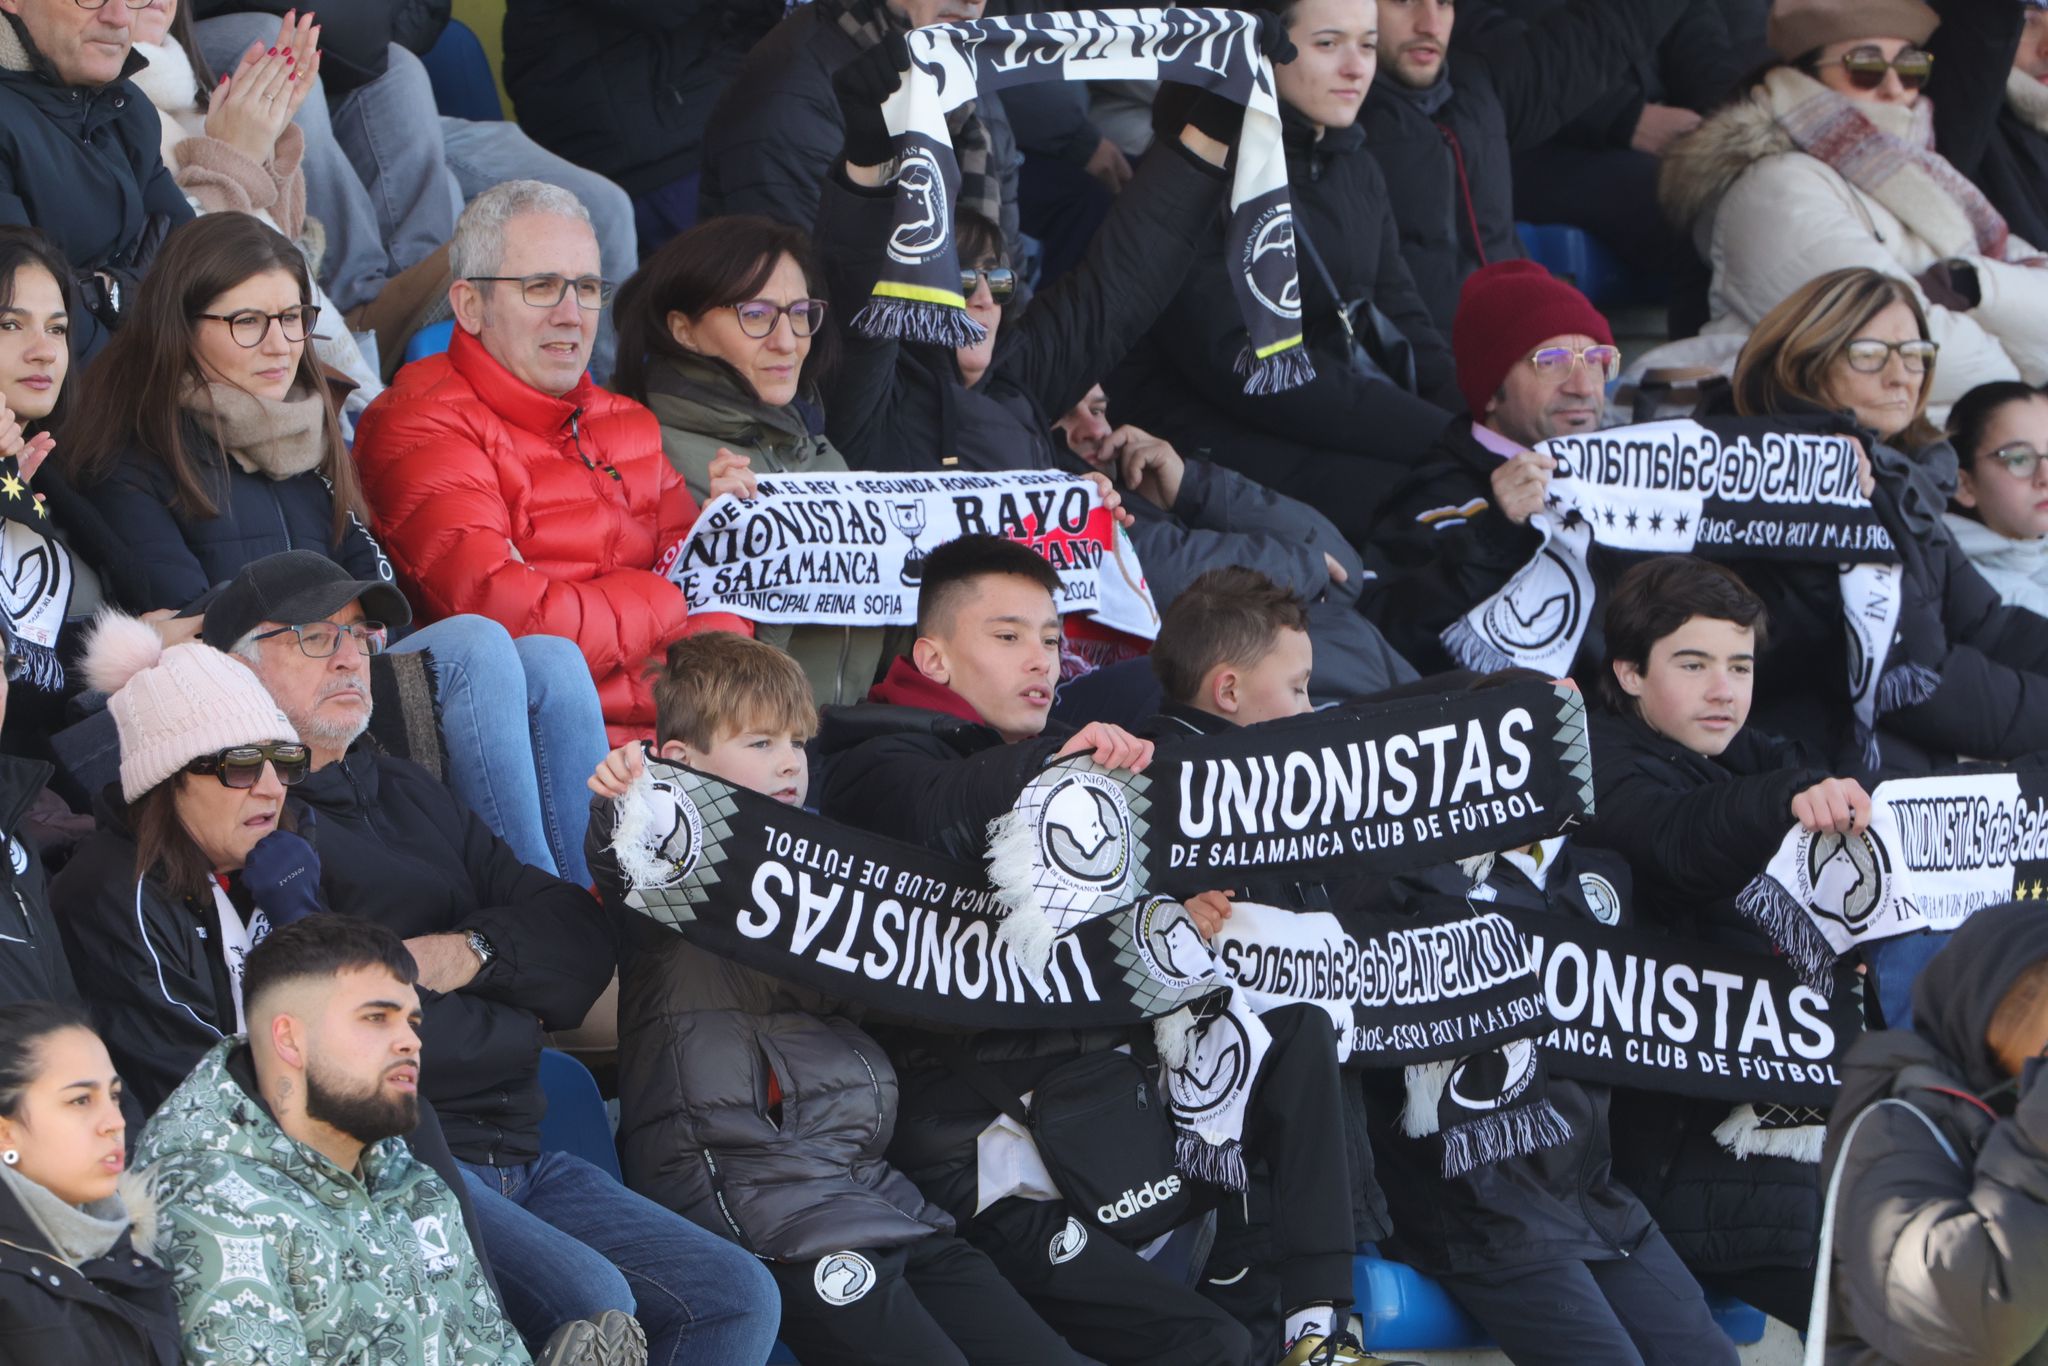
[1359,0,1694,336]
[0,0,192,361]
[1928,0,2048,254]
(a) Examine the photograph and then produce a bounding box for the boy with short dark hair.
[588,630,1082,1366]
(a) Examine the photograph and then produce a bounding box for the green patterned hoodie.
[132,1040,530,1365]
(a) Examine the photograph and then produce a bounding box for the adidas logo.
[1095,1176,1182,1224]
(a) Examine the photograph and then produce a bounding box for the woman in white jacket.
[1945,379,2048,614]
[1656,0,2048,415]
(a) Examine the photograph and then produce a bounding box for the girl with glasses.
[1655,0,2048,415]
[1943,380,2048,614]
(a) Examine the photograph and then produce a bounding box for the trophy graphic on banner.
[891,500,929,586]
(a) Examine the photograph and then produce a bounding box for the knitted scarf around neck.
[182,380,328,479]
[0,1161,131,1268]
[1765,66,2011,261]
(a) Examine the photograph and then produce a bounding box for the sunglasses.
[962,267,1016,304]
[185,742,312,789]
[1825,46,1934,92]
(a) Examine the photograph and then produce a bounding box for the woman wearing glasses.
[611,216,890,706]
[1659,0,2048,413]
[1943,380,2048,614]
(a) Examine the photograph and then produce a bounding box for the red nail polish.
[267,46,277,55]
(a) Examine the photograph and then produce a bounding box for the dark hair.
[1598,556,1768,715]
[610,215,837,406]
[167,1,220,94]
[0,226,76,431]
[242,915,418,1017]
[915,533,1061,636]
[129,775,301,900]
[61,214,365,541]
[955,210,1005,272]
[1150,566,1309,705]
[1948,380,2045,465]
[0,1001,96,1119]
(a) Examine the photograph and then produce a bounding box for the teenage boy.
[586,632,1083,1366]
[815,535,1374,1366]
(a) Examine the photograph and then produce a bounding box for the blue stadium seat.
[420,18,504,122]
[1515,222,1666,311]
[535,1048,622,1182]
[403,319,457,365]
[1356,1252,1767,1352]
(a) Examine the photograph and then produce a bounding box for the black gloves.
[1150,13,1298,150]
[833,31,912,167]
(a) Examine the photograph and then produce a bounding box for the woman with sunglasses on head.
[1943,380,2048,615]
[611,217,891,706]
[1658,0,2048,412]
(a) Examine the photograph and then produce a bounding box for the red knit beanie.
[1453,261,1614,418]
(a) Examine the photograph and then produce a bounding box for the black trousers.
[1436,1228,1740,1366]
[769,1231,1083,1366]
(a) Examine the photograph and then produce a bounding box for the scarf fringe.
[1733,875,1839,993]
[1875,662,1941,716]
[1400,1058,1456,1138]
[1712,1104,1827,1163]
[985,807,1060,981]
[1176,1131,1248,1191]
[10,640,61,694]
[1232,344,1317,396]
[1439,1100,1573,1179]
[852,297,988,350]
[610,766,693,894]
[1440,616,1517,674]
[1152,1004,1201,1071]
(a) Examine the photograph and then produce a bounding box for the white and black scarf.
[0,456,70,692]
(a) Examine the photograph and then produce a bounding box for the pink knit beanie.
[80,612,300,802]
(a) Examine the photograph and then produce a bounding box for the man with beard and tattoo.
[132,916,537,1365]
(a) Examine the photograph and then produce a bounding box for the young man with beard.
[816,536,1377,1366]
[132,916,531,1366]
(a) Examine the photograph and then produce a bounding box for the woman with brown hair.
[1721,265,2048,773]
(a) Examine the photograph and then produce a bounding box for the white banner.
[659,470,1158,639]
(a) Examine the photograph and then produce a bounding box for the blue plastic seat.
[420,18,503,122]
[535,1048,622,1182]
[1515,222,1667,311]
[403,319,457,365]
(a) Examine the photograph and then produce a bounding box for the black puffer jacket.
[0,756,72,1009]
[0,1176,179,1366]
[57,417,392,614]
[1365,843,1658,1276]
[503,0,779,196]
[1109,109,1456,535]
[817,138,1226,474]
[0,15,191,361]
[1356,0,1691,335]
[1929,0,2048,253]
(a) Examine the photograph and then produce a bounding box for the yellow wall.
[448,0,512,118]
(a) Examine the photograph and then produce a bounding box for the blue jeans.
[390,615,608,886]
[1863,930,1952,1031]
[457,1152,781,1366]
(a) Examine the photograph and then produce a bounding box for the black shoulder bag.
[1294,215,1420,393]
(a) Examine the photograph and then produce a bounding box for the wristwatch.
[463,929,496,971]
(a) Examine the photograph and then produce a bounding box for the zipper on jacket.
[1435,123,1489,268]
[847,1041,886,1147]
[568,410,623,483]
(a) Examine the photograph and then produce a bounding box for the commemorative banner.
[661,469,1159,639]
[1441,419,1919,756]
[1735,770,2048,989]
[605,759,1223,1029]
[987,679,1595,969]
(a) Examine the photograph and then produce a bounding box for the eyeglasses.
[73,0,154,9]
[731,298,828,339]
[1824,46,1934,92]
[1527,344,1621,382]
[185,742,312,789]
[252,620,389,659]
[1843,337,1940,373]
[465,274,614,310]
[962,267,1017,304]
[1986,444,2048,479]
[194,305,321,349]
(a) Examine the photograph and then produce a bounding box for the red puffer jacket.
[354,328,748,742]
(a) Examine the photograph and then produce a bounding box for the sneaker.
[1277,1327,1420,1366]
[537,1309,648,1366]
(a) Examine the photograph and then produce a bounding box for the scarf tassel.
[1232,343,1317,397]
[852,297,988,351]
[1733,876,1839,993]
[1439,616,1516,675]
[1439,1100,1573,1180]
[1712,1103,1826,1163]
[1875,662,1941,717]
[1176,1131,1249,1192]
[10,640,62,694]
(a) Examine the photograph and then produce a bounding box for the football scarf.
[0,456,70,692]
[1735,769,2048,990]
[861,8,1311,393]
[1440,420,1920,764]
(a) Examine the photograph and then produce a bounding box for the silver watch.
[464,929,495,970]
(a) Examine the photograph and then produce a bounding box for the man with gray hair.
[354,181,756,744]
[188,548,784,1364]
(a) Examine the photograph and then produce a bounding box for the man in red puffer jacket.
[354,180,751,743]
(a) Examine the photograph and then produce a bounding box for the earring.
[2,1150,17,1166]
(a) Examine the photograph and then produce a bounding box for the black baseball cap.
[194,551,414,651]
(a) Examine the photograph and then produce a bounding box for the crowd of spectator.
[3,0,2048,1362]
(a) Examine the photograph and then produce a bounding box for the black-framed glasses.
[961,267,1016,304]
[185,742,312,789]
[253,620,389,659]
[731,298,828,339]
[1527,344,1621,382]
[194,305,321,349]
[1825,46,1934,91]
[1844,337,1939,373]
[465,274,614,310]
[1986,443,2048,479]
